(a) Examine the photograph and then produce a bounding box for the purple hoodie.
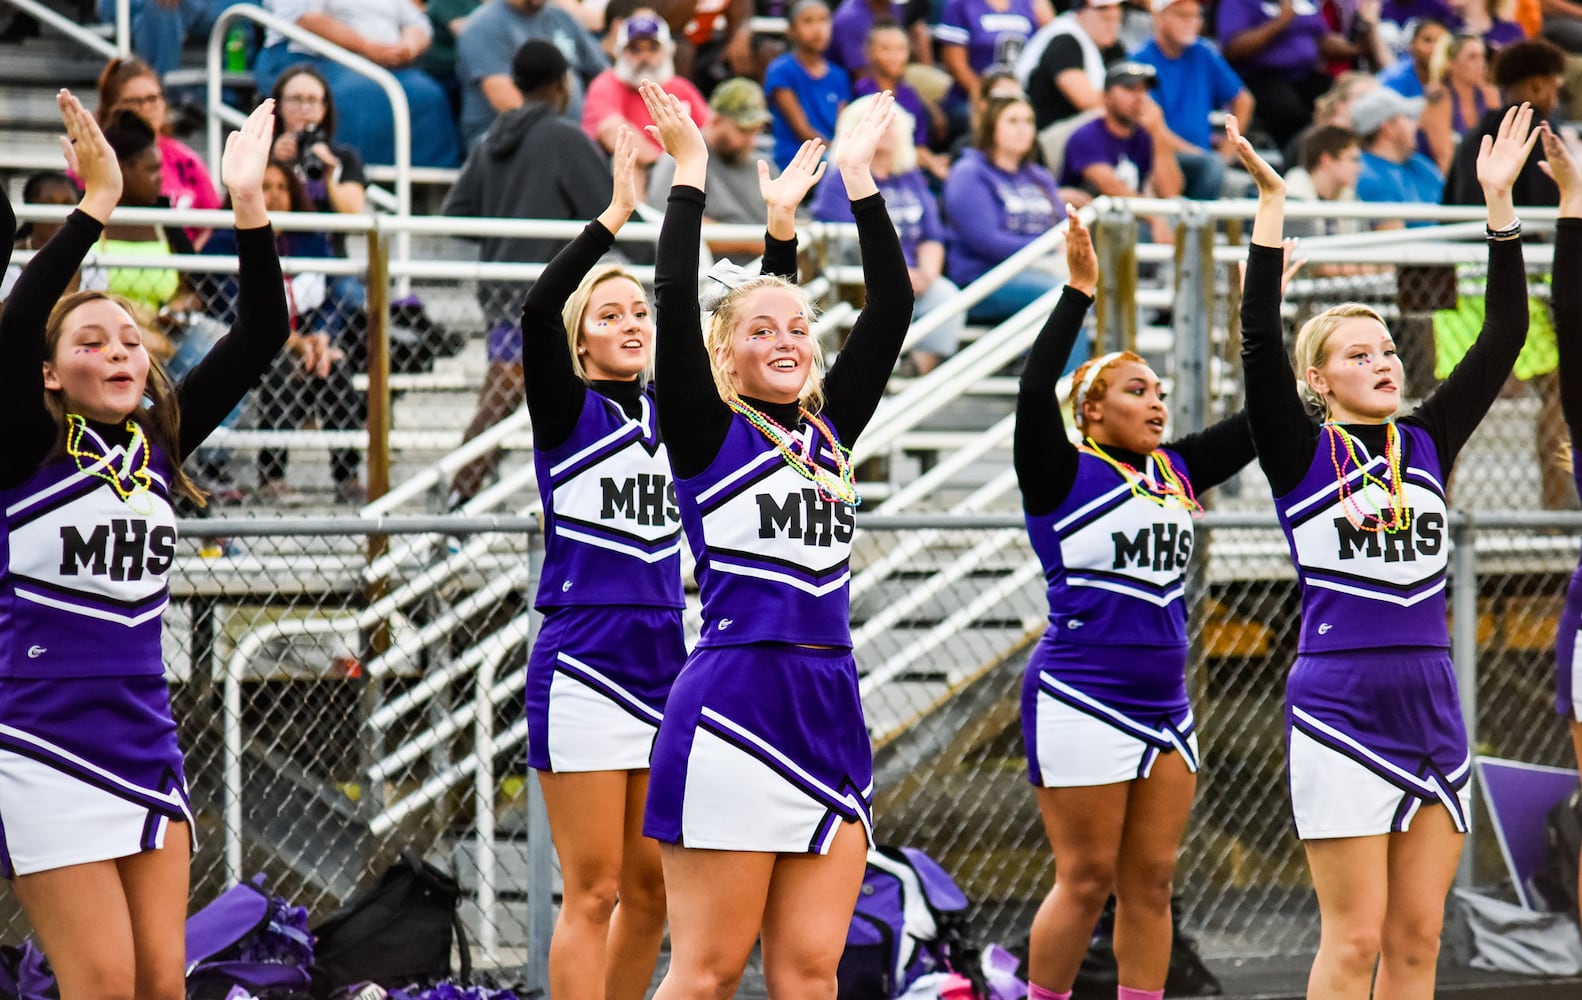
[943,147,1064,286]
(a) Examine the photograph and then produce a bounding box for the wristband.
[1486,216,1521,240]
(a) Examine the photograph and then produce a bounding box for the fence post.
[1095,203,1136,355]
[362,230,393,816]
[1172,204,1210,436]
[523,528,552,991]
[1451,513,1478,888]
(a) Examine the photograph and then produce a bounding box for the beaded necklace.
[727,396,862,506]
[1078,438,1203,518]
[65,414,154,514]
[1324,420,1411,533]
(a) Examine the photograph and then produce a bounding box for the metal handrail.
[205,4,410,268]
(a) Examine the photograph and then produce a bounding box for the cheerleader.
[1230,106,1536,999]
[1537,125,1582,918]
[1017,210,1260,1000]
[638,83,913,998]
[0,94,287,1000]
[521,125,801,1000]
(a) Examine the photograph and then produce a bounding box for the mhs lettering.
[600,474,678,526]
[1112,522,1194,572]
[59,519,176,580]
[757,490,855,547]
[1334,511,1443,562]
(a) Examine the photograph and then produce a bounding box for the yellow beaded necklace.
[1078,437,1203,518]
[727,396,862,506]
[1324,420,1411,533]
[65,414,154,513]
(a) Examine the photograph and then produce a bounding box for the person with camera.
[269,65,369,220]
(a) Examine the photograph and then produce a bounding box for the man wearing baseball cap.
[1131,0,1253,199]
[1350,85,1443,221]
[583,7,709,170]
[648,77,779,262]
[1015,0,1128,129]
[1059,61,1182,242]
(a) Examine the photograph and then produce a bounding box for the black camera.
[296,124,327,181]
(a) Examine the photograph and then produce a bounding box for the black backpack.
[1530,786,1582,918]
[309,849,471,998]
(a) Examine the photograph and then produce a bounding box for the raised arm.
[820,93,915,442]
[0,91,119,487]
[177,101,292,455]
[1228,113,1319,496]
[1542,126,1582,437]
[523,128,642,451]
[759,138,826,279]
[1016,209,1094,516]
[641,80,733,477]
[1407,104,1538,469]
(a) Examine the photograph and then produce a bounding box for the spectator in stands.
[1130,0,1254,200]
[2,173,108,300]
[936,0,1045,116]
[419,0,484,112]
[1015,0,1123,130]
[1444,37,1564,203]
[455,0,607,150]
[1217,0,1355,149]
[1379,16,1449,96]
[583,10,709,180]
[1282,124,1367,237]
[644,0,759,85]
[443,39,613,506]
[1280,68,1380,168]
[1058,61,1182,242]
[1543,0,1582,51]
[648,77,776,262]
[1450,0,1528,51]
[855,20,951,176]
[765,0,852,169]
[944,95,1067,324]
[814,95,967,373]
[1352,86,1445,220]
[205,161,366,504]
[268,65,369,221]
[95,56,221,245]
[1421,32,1504,170]
[830,0,904,71]
[98,0,229,77]
[252,0,462,167]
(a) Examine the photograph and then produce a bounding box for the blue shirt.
[1357,149,1443,223]
[764,52,852,169]
[1129,38,1245,150]
[1378,59,1426,98]
[455,0,606,149]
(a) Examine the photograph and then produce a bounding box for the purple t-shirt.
[830,0,905,71]
[943,147,1063,284]
[811,167,943,267]
[854,76,931,146]
[1059,116,1154,191]
[1215,0,1329,76]
[935,0,1038,77]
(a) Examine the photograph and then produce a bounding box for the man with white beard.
[582,9,710,180]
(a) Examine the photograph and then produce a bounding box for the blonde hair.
[831,93,918,174]
[43,291,206,506]
[704,275,826,411]
[1293,303,1389,416]
[560,265,654,384]
[1069,349,1145,429]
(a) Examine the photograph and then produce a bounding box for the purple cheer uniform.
[1241,228,1528,839]
[1552,220,1582,722]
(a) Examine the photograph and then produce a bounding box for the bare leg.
[1303,834,1389,1000]
[1374,806,1463,1000]
[539,770,633,1000]
[117,830,190,1000]
[1113,754,1197,991]
[651,844,775,1000]
[606,771,667,1000]
[1027,782,1129,991]
[759,821,869,1000]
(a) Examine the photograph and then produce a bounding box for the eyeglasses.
[118,93,165,108]
[281,95,325,107]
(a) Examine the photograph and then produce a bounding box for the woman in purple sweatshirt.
[943,94,1065,326]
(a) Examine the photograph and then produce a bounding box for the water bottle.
[224,25,248,74]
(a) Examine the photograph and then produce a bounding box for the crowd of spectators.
[22,0,1582,505]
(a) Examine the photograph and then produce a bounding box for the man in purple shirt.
[1059,60,1182,241]
[829,0,904,70]
[1217,0,1354,148]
